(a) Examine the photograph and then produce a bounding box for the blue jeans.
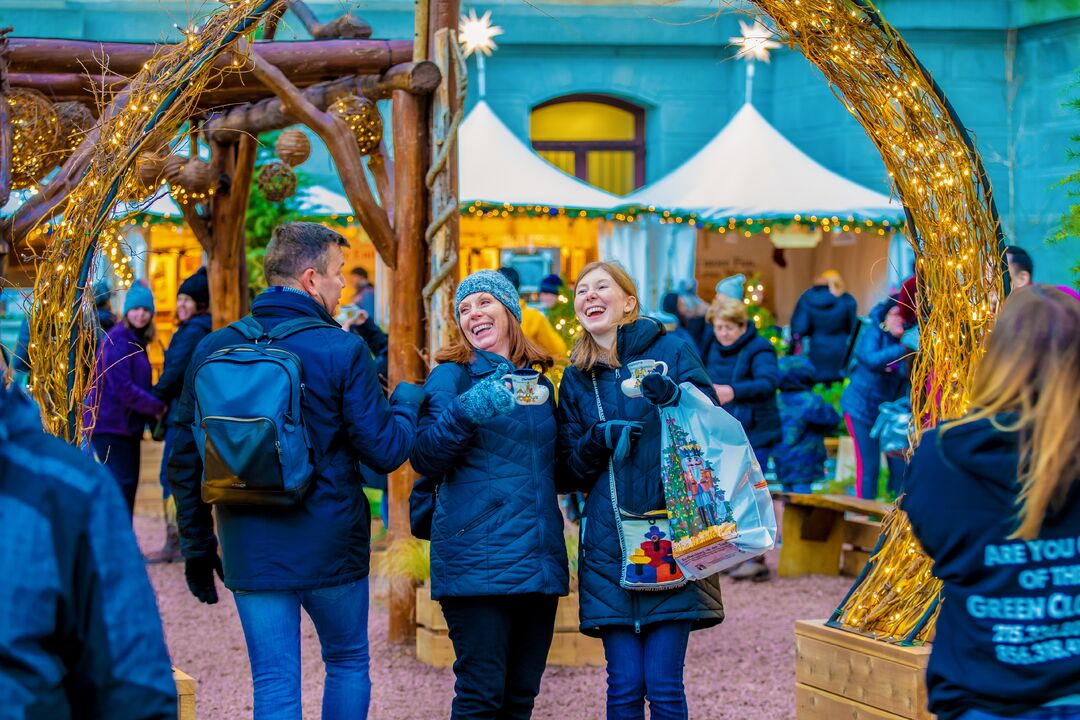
[960,709,1080,720]
[600,621,692,720]
[233,578,370,720]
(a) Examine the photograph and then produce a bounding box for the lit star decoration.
[459,10,503,57]
[729,19,781,63]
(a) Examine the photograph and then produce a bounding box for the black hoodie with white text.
[905,417,1080,720]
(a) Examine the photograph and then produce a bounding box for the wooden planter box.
[415,585,604,668]
[174,667,196,720]
[795,620,935,720]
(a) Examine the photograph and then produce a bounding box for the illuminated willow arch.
[745,0,1006,642]
[25,0,281,440]
[26,0,1001,642]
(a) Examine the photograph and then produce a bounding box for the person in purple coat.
[85,281,167,515]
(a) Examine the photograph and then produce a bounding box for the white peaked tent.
[458,101,622,211]
[608,102,905,315]
[622,102,903,223]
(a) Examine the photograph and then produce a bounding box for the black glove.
[640,373,680,407]
[185,553,224,605]
[590,420,644,461]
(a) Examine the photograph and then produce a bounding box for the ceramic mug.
[503,368,550,405]
[621,359,669,398]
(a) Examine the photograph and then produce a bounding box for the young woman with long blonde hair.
[904,285,1080,720]
[556,261,723,720]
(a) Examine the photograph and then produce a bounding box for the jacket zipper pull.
[634,619,641,634]
[615,368,621,380]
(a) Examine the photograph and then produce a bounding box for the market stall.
[617,102,906,319]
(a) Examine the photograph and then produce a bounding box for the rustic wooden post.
[425,27,462,352]
[205,135,256,326]
[0,27,12,211]
[386,88,429,644]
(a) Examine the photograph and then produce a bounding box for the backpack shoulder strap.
[266,317,337,341]
[229,316,266,341]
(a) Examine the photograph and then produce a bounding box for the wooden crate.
[795,620,935,720]
[174,667,196,720]
[415,586,604,668]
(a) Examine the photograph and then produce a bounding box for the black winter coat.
[411,350,569,600]
[701,325,782,450]
[791,285,858,383]
[153,313,212,425]
[557,318,724,636]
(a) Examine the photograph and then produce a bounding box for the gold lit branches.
[834,509,941,643]
[8,88,60,189]
[744,0,1004,644]
[28,0,285,441]
[746,0,1002,431]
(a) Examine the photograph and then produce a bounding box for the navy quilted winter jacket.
[411,350,570,600]
[557,318,724,636]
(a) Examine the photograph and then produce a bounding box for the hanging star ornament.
[729,19,781,63]
[459,10,504,57]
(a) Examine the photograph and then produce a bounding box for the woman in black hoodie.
[904,286,1080,720]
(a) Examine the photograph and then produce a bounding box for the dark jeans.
[157,424,173,501]
[91,432,141,516]
[439,593,559,720]
[844,414,907,500]
[600,620,692,720]
[233,578,370,720]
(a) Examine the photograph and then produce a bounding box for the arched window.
[530,95,645,196]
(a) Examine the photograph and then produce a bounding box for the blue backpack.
[192,316,335,506]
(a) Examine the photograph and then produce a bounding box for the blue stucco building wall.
[2,0,1077,283]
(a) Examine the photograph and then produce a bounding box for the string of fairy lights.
[463,200,899,237]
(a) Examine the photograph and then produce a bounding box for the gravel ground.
[136,514,850,720]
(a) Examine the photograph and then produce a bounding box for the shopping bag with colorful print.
[659,383,777,580]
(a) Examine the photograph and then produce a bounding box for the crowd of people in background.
[2,228,1078,720]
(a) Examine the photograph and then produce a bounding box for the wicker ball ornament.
[329,94,382,156]
[275,129,311,167]
[165,156,214,204]
[8,88,61,189]
[135,152,167,188]
[53,101,95,162]
[257,161,298,202]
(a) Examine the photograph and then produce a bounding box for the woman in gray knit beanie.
[410,269,569,719]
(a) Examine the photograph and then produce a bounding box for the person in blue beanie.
[557,261,723,720]
[85,280,167,516]
[905,286,1080,720]
[774,355,841,494]
[0,383,176,719]
[411,268,569,720]
[168,222,424,720]
[146,267,212,563]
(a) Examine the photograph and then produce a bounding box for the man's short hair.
[350,267,369,280]
[1006,246,1034,277]
[264,222,350,285]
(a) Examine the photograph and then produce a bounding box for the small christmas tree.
[743,273,788,355]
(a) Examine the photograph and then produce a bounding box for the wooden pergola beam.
[6,38,412,79]
[238,42,396,266]
[203,62,440,142]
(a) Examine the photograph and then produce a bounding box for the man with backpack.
[167,222,424,719]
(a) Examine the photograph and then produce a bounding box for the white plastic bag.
[659,383,778,580]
